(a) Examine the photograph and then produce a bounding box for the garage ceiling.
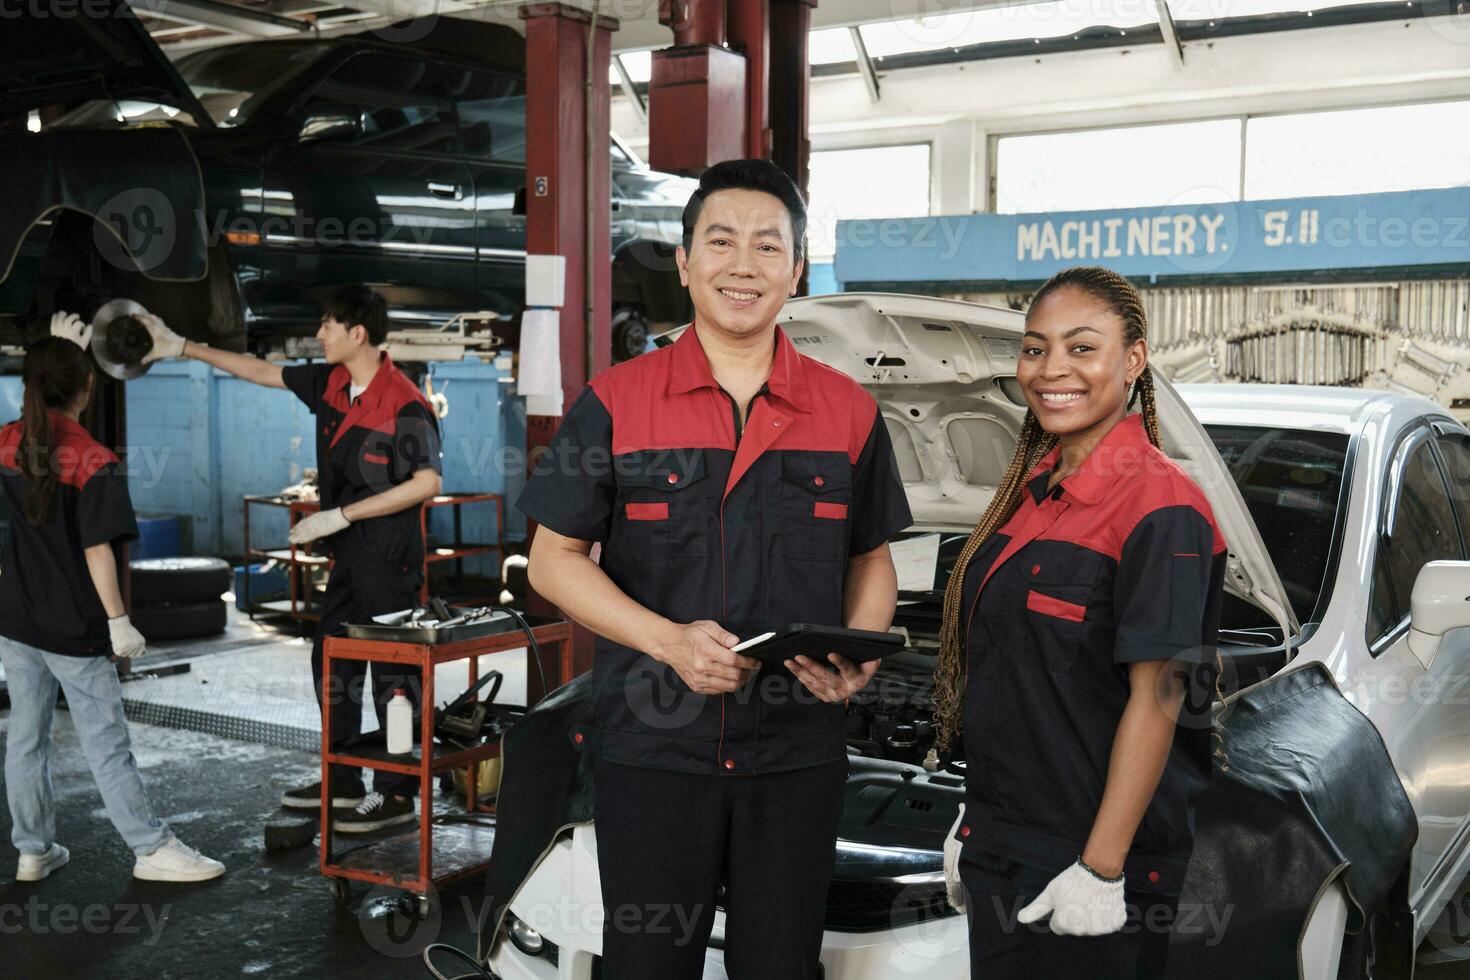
[141,0,1446,57]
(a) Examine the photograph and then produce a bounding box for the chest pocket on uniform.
[357,435,395,493]
[780,454,851,562]
[614,449,710,560]
[1021,565,1097,675]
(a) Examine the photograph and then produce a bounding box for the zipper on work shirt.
[714,382,767,770]
[719,383,768,446]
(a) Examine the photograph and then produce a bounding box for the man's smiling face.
[676,187,804,340]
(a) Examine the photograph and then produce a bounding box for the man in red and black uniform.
[520,160,911,979]
[143,285,443,832]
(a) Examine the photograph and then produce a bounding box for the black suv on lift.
[0,9,693,361]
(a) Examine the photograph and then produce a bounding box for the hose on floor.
[420,606,546,979]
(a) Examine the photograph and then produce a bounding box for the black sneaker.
[333,793,415,833]
[281,780,365,811]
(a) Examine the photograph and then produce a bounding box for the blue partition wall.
[122,357,526,574]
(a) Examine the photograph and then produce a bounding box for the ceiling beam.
[134,0,312,37]
[1156,0,1185,68]
[850,26,881,103]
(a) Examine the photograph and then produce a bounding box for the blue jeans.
[0,636,171,856]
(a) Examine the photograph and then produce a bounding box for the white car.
[485,293,1470,980]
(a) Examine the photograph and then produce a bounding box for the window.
[996,119,1241,213]
[1436,433,1470,554]
[1369,436,1463,646]
[808,144,931,261]
[809,28,859,65]
[857,2,1158,58]
[608,51,653,85]
[178,41,330,128]
[1245,102,1470,200]
[299,53,457,156]
[444,67,526,163]
[1204,425,1349,628]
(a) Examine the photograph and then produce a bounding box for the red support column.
[519,2,618,678]
[768,0,817,194]
[520,2,617,395]
[768,0,817,293]
[648,0,747,175]
[727,0,771,159]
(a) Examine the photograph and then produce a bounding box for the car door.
[442,64,526,322]
[1359,423,1470,903]
[259,48,478,330]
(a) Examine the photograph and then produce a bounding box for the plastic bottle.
[387,689,413,755]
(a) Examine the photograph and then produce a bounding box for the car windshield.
[1204,424,1350,630]
[50,41,328,129]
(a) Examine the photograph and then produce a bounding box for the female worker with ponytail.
[0,326,223,883]
[936,268,1226,978]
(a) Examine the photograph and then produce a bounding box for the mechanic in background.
[141,284,442,835]
[935,266,1226,978]
[518,160,912,979]
[0,323,224,884]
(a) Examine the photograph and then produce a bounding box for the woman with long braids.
[0,329,223,883]
[937,268,1225,977]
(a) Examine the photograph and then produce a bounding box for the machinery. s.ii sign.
[835,186,1470,288]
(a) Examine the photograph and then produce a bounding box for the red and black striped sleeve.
[281,362,333,412]
[847,408,913,557]
[514,386,616,543]
[389,401,443,483]
[76,460,139,550]
[1112,503,1226,666]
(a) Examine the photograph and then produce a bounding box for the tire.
[132,599,227,642]
[611,306,649,363]
[130,557,232,605]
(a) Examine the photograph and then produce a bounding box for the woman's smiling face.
[1017,286,1147,440]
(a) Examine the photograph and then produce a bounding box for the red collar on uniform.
[667,323,813,414]
[1027,412,1154,505]
[46,411,90,440]
[330,351,397,410]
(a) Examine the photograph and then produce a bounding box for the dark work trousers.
[591,758,847,980]
[960,850,1179,979]
[312,564,421,798]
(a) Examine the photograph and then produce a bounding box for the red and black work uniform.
[0,413,137,656]
[283,353,442,798]
[954,412,1226,979]
[516,325,911,980]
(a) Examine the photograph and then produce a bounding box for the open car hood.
[666,292,1299,640]
[0,0,211,124]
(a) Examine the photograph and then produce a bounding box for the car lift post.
[647,0,817,292]
[518,2,617,679]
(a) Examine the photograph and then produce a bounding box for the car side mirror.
[512,186,527,217]
[299,106,363,142]
[1407,560,1470,668]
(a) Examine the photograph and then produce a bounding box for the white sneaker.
[132,837,225,882]
[16,843,69,882]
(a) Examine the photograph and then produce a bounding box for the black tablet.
[732,623,906,667]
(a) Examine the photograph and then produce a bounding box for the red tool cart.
[319,616,573,914]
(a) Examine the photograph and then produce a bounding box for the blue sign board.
[834,186,1470,286]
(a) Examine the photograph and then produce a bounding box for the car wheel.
[130,557,233,605]
[131,599,228,642]
[611,306,649,363]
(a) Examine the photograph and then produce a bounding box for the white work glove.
[108,615,147,659]
[138,312,186,364]
[944,803,966,913]
[1017,859,1127,936]
[289,506,350,546]
[50,311,92,349]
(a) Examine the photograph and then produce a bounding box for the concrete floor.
[4,606,1470,978]
[0,606,516,980]
[0,716,490,979]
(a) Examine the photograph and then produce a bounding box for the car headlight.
[507,914,545,957]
